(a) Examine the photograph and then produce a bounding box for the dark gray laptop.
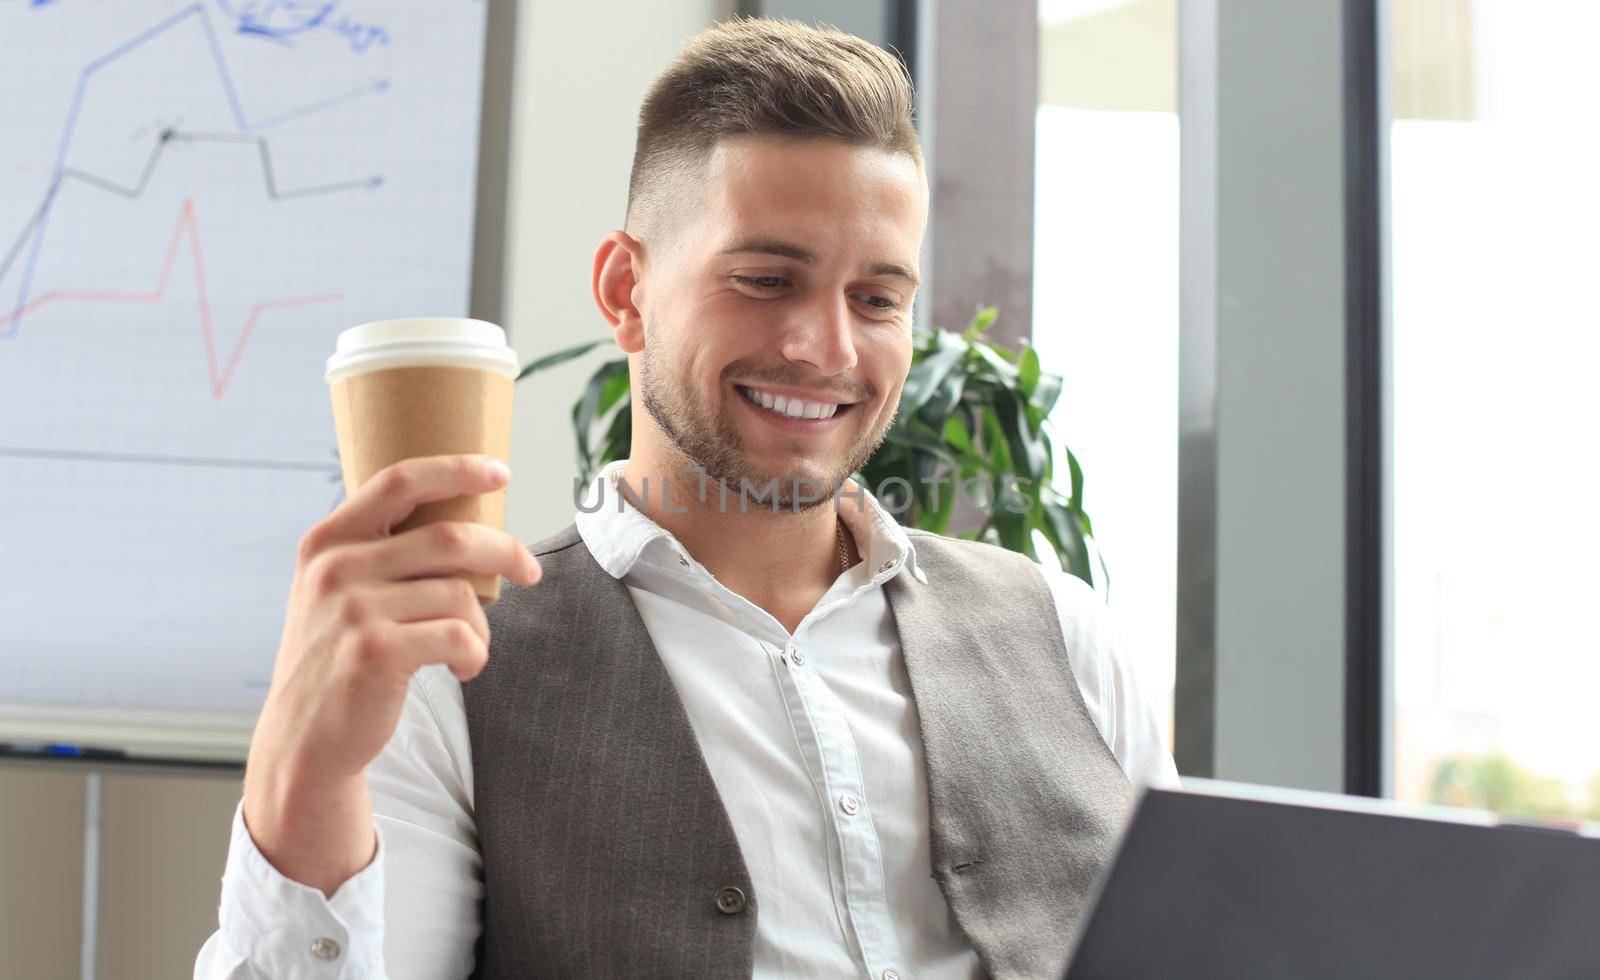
[1064,778,1600,980]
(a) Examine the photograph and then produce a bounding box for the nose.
[779,291,858,377]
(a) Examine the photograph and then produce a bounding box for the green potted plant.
[516,306,1105,587]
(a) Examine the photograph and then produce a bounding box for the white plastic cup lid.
[325,317,519,383]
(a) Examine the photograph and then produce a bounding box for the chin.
[743,459,844,500]
[745,456,829,484]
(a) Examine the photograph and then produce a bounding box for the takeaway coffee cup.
[325,317,519,604]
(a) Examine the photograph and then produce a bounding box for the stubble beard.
[636,328,892,514]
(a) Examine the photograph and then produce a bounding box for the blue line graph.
[252,76,389,130]
[3,2,389,337]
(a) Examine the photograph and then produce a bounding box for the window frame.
[1173,0,1390,795]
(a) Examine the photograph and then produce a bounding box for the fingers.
[379,618,491,682]
[329,519,541,592]
[316,454,511,547]
[361,576,492,647]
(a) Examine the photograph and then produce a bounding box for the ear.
[593,230,647,354]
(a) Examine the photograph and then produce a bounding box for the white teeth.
[741,386,839,420]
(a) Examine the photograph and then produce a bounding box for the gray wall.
[0,0,735,975]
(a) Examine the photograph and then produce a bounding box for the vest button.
[715,885,747,915]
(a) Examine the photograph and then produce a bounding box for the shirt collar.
[573,457,928,586]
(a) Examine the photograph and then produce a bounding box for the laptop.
[1063,777,1600,979]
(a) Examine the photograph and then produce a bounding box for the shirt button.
[309,937,341,960]
[878,558,897,572]
[883,970,902,980]
[715,885,747,915]
[678,556,689,566]
[838,793,861,815]
[788,646,805,666]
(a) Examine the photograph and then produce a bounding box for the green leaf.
[918,368,966,427]
[588,363,624,419]
[573,367,613,464]
[961,305,999,343]
[1024,399,1045,434]
[1017,344,1040,397]
[598,397,632,466]
[900,339,966,414]
[1092,529,1112,597]
[988,343,1021,365]
[893,416,958,466]
[977,405,1005,467]
[925,464,959,535]
[942,414,974,456]
[970,340,1019,379]
[516,338,610,381]
[1040,498,1093,585]
[994,505,1030,555]
[993,389,1046,484]
[1029,372,1063,418]
[1066,448,1086,510]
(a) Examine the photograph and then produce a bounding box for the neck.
[614,455,859,613]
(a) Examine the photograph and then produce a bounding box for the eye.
[733,276,902,314]
[733,275,790,291]
[855,293,901,312]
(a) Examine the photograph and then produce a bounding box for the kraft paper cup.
[325,317,519,604]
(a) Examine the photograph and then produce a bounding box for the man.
[196,16,1177,980]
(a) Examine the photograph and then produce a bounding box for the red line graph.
[0,199,343,400]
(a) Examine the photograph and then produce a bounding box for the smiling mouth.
[736,384,857,422]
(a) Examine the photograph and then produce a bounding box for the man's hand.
[241,453,542,897]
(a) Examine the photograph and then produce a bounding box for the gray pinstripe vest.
[463,521,1131,979]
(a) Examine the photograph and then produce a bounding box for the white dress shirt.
[196,458,1179,979]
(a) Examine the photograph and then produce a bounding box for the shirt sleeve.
[194,664,481,980]
[1038,562,1182,792]
[369,664,484,977]
[191,797,387,980]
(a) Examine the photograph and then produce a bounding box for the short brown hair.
[625,16,922,249]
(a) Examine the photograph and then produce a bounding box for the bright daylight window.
[1032,0,1178,745]
[1390,0,1600,819]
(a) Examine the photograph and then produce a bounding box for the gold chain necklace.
[835,518,851,572]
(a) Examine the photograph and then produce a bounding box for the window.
[1033,0,1179,743]
[1389,0,1600,819]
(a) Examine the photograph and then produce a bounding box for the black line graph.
[0,127,381,300]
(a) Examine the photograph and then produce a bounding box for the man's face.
[633,134,927,512]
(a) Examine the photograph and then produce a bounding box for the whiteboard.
[0,0,492,762]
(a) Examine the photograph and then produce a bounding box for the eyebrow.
[717,239,921,290]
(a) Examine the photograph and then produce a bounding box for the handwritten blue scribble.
[211,0,390,55]
[326,13,388,53]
